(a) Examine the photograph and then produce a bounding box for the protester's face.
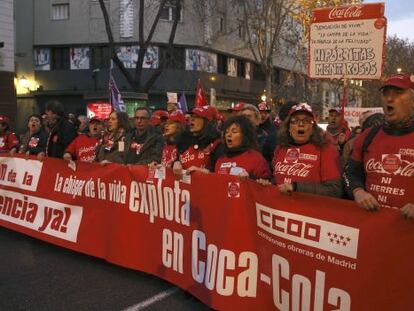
[0,122,7,134]
[78,117,88,132]
[28,116,41,133]
[241,109,259,127]
[190,115,205,133]
[225,123,243,149]
[167,103,177,113]
[89,121,103,137]
[328,111,341,127]
[381,88,414,124]
[107,112,118,132]
[164,120,179,137]
[45,109,57,123]
[289,112,314,144]
[260,111,270,123]
[134,110,150,132]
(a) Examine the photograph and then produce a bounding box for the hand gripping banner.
[0,155,413,310]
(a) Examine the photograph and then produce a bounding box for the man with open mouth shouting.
[344,74,414,218]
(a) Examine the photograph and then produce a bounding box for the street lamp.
[397,68,402,74]
[19,76,29,88]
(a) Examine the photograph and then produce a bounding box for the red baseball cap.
[380,74,414,90]
[328,107,342,114]
[288,103,316,121]
[0,115,10,124]
[191,106,218,122]
[168,111,187,124]
[228,102,245,112]
[258,101,271,111]
[150,110,169,126]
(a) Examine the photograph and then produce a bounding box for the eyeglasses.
[290,118,313,125]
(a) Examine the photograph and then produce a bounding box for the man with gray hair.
[240,104,276,165]
[344,74,414,219]
[125,107,164,165]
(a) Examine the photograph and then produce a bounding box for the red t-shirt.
[161,144,178,168]
[0,132,19,152]
[273,143,341,185]
[215,149,271,179]
[351,128,414,209]
[65,134,99,162]
[180,139,220,170]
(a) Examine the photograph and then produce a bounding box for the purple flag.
[109,75,126,112]
[178,92,188,114]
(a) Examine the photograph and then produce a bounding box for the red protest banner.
[0,155,413,310]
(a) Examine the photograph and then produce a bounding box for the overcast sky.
[364,0,414,41]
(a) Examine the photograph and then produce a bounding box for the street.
[0,227,211,311]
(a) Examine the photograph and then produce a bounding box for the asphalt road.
[0,227,211,311]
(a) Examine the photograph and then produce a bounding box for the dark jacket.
[125,126,165,165]
[46,118,77,158]
[19,129,48,155]
[95,129,127,164]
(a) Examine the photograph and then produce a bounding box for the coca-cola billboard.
[309,3,386,80]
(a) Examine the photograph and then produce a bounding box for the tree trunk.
[265,70,273,109]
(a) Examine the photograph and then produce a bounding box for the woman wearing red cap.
[215,115,271,179]
[173,106,222,174]
[63,117,104,162]
[260,103,343,198]
[160,111,187,167]
[0,115,19,154]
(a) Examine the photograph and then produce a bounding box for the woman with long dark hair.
[215,115,271,179]
[173,106,222,174]
[95,111,131,164]
[260,103,343,198]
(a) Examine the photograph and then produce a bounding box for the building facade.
[0,0,17,124]
[14,0,310,128]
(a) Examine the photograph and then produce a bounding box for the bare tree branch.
[98,0,134,87]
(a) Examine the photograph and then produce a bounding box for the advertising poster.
[34,48,51,71]
[70,47,90,70]
[185,49,217,73]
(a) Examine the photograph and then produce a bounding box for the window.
[237,59,245,78]
[160,1,182,22]
[91,46,111,69]
[217,54,227,75]
[52,3,69,20]
[253,63,265,81]
[51,47,70,70]
[160,46,184,69]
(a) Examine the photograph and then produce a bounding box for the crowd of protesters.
[1,74,413,218]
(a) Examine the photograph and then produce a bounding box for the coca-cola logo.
[366,157,414,177]
[328,5,363,20]
[382,154,401,174]
[374,17,386,30]
[274,162,312,178]
[285,148,300,163]
[28,137,39,148]
[228,182,240,198]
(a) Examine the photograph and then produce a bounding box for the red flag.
[195,79,208,107]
